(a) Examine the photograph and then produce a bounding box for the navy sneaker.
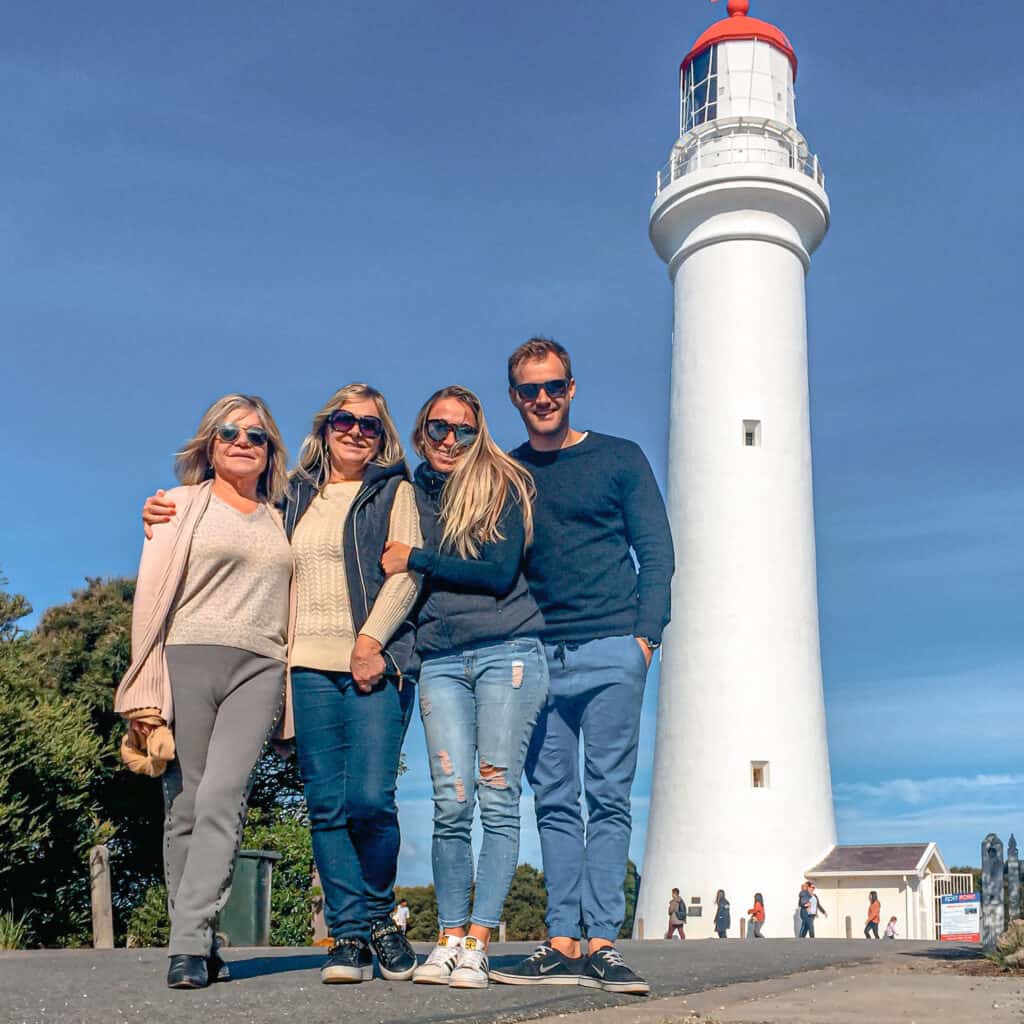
[321,938,374,983]
[370,917,417,980]
[489,943,585,986]
[580,946,650,995]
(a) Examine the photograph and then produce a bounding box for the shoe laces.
[594,946,627,968]
[527,943,555,962]
[457,939,487,972]
[425,935,462,966]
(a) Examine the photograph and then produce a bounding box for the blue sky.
[2,0,1021,878]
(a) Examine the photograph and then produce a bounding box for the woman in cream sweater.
[118,394,293,990]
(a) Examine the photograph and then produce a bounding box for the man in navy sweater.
[490,338,674,995]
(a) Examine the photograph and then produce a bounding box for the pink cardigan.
[114,481,298,738]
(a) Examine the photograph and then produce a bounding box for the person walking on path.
[713,890,731,939]
[804,883,826,938]
[865,891,881,939]
[392,900,410,934]
[381,385,548,990]
[490,338,674,997]
[120,394,293,990]
[798,882,813,938]
[665,888,687,939]
[142,384,423,986]
[746,893,765,938]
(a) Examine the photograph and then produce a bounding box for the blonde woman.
[142,384,422,985]
[381,385,548,989]
[282,383,422,984]
[118,394,292,990]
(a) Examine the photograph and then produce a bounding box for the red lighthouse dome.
[681,0,798,81]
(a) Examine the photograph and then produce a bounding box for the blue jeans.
[419,638,549,929]
[525,634,648,941]
[291,669,414,942]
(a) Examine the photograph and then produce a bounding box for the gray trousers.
[163,644,284,956]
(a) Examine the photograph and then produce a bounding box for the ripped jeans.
[419,637,549,929]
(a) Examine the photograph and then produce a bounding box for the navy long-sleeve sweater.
[511,431,674,644]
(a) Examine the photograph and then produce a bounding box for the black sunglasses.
[512,378,570,402]
[425,419,479,446]
[216,422,269,447]
[329,409,384,439]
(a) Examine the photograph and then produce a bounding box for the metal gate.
[933,873,975,939]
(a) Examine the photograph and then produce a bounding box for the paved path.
[0,939,967,1024]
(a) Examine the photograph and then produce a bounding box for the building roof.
[681,0,798,81]
[807,843,947,878]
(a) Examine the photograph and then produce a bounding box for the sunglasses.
[216,423,269,447]
[512,378,570,402]
[425,419,479,446]
[329,409,384,439]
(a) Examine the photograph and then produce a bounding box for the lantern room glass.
[681,46,718,133]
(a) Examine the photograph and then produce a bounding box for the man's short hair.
[507,336,573,386]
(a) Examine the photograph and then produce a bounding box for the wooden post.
[637,916,644,940]
[498,920,507,943]
[311,867,328,944]
[89,845,114,949]
[739,917,745,939]
[845,915,852,939]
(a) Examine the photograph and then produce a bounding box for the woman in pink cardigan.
[116,394,294,990]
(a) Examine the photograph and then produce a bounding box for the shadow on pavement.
[901,943,987,963]
[226,953,323,979]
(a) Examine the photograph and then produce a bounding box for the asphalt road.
[0,939,951,1024]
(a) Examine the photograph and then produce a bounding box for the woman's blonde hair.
[295,383,404,490]
[175,393,289,504]
[412,385,535,558]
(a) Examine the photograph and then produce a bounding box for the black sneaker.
[370,917,417,980]
[489,943,585,986]
[580,946,650,995]
[321,938,374,984]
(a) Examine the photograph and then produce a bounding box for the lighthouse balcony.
[656,116,823,195]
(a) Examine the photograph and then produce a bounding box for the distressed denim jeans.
[525,634,648,941]
[291,668,414,942]
[419,637,549,929]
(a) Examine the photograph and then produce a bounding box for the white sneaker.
[412,934,463,985]
[449,936,489,989]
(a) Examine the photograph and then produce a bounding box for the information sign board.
[940,892,981,942]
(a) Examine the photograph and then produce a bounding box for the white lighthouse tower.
[637,0,836,938]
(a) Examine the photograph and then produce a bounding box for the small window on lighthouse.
[743,420,762,447]
[682,47,719,132]
[751,761,769,788]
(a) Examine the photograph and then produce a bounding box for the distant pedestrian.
[805,883,826,938]
[798,882,813,938]
[713,890,731,939]
[884,916,898,940]
[665,888,687,939]
[393,899,410,934]
[864,891,881,939]
[746,893,765,938]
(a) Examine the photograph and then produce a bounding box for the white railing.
[656,116,825,195]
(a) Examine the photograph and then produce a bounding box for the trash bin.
[216,849,282,947]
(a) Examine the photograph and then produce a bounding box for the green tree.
[619,859,639,939]
[501,863,549,940]
[394,883,439,942]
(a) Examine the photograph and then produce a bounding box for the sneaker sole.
[489,972,581,986]
[321,965,374,983]
[449,976,489,989]
[413,972,453,985]
[378,963,416,981]
[579,977,650,995]
[167,978,207,990]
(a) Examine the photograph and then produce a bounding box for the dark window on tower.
[682,46,718,132]
[743,420,761,447]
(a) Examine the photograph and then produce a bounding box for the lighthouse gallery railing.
[656,116,825,195]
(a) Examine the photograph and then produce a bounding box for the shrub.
[0,910,29,950]
[126,884,169,948]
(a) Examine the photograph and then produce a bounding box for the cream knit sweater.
[290,479,421,672]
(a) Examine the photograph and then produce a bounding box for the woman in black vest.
[381,385,548,989]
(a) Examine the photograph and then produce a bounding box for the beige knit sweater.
[291,480,420,671]
[114,481,298,736]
